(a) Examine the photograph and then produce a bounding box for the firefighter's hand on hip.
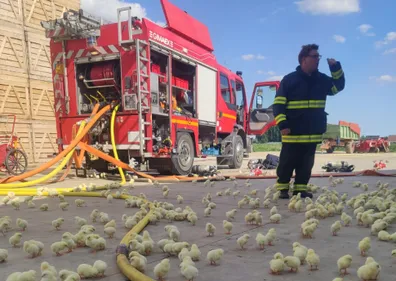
[281,128,291,135]
[327,58,337,66]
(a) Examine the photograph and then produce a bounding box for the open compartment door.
[247,81,280,135]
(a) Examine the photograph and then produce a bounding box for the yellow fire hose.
[110,104,126,185]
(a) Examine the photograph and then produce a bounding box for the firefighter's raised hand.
[280,128,291,135]
[327,58,337,66]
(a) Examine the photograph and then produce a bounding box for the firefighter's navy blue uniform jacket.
[273,62,345,143]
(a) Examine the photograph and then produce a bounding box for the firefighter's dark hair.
[298,44,319,64]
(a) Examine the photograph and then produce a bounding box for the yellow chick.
[185,244,199,262]
[306,249,320,271]
[77,264,98,279]
[40,203,49,211]
[359,237,371,256]
[341,212,352,226]
[270,214,282,224]
[206,248,224,265]
[226,209,237,221]
[176,195,184,204]
[23,241,40,258]
[16,218,28,231]
[59,202,69,211]
[51,241,68,256]
[75,199,86,207]
[180,264,199,281]
[93,260,107,278]
[153,258,170,280]
[337,254,352,275]
[333,278,343,281]
[270,206,278,216]
[0,249,8,263]
[237,234,250,250]
[357,261,381,281]
[331,220,342,236]
[205,223,216,237]
[9,232,22,247]
[269,258,285,275]
[283,256,300,272]
[40,261,57,276]
[59,269,80,280]
[265,228,277,246]
[223,220,233,234]
[52,218,64,230]
[256,233,267,250]
[104,226,116,239]
[378,230,391,241]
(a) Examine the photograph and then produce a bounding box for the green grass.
[253,142,396,153]
[253,143,282,152]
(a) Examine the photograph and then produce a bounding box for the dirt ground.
[1,173,396,280]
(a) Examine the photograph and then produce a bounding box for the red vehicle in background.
[41,0,278,175]
[354,137,390,153]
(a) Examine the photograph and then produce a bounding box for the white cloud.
[375,31,396,48]
[358,24,375,36]
[295,0,360,15]
[383,48,396,55]
[370,75,396,82]
[266,75,284,81]
[333,35,346,43]
[242,54,266,61]
[257,70,276,75]
[81,0,147,22]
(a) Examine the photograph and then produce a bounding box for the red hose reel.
[89,61,119,87]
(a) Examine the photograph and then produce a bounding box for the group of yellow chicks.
[1,173,396,281]
[0,190,120,281]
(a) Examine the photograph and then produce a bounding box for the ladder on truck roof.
[41,9,102,40]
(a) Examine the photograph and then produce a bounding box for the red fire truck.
[41,0,277,175]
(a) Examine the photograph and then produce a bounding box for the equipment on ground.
[320,121,360,154]
[321,161,355,173]
[41,0,278,176]
[247,154,279,170]
[0,115,28,175]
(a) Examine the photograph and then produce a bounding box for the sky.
[80,0,396,136]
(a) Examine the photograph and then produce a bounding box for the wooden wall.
[0,0,80,164]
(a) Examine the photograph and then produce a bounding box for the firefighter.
[273,44,345,199]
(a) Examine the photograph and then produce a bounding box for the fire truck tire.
[345,142,354,154]
[171,132,194,175]
[229,135,244,169]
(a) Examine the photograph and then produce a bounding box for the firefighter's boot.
[293,191,313,199]
[279,190,290,199]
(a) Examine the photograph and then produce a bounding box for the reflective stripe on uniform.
[274,96,287,105]
[286,100,326,109]
[331,85,339,95]
[331,68,344,80]
[275,183,289,190]
[293,184,308,191]
[275,114,287,124]
[282,134,323,143]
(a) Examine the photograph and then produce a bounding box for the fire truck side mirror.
[124,76,132,89]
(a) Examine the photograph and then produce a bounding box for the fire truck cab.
[42,0,279,175]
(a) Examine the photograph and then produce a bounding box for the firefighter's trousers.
[275,143,317,192]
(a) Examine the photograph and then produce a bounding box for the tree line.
[255,126,282,143]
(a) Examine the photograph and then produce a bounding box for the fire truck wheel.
[229,135,244,169]
[171,132,194,175]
